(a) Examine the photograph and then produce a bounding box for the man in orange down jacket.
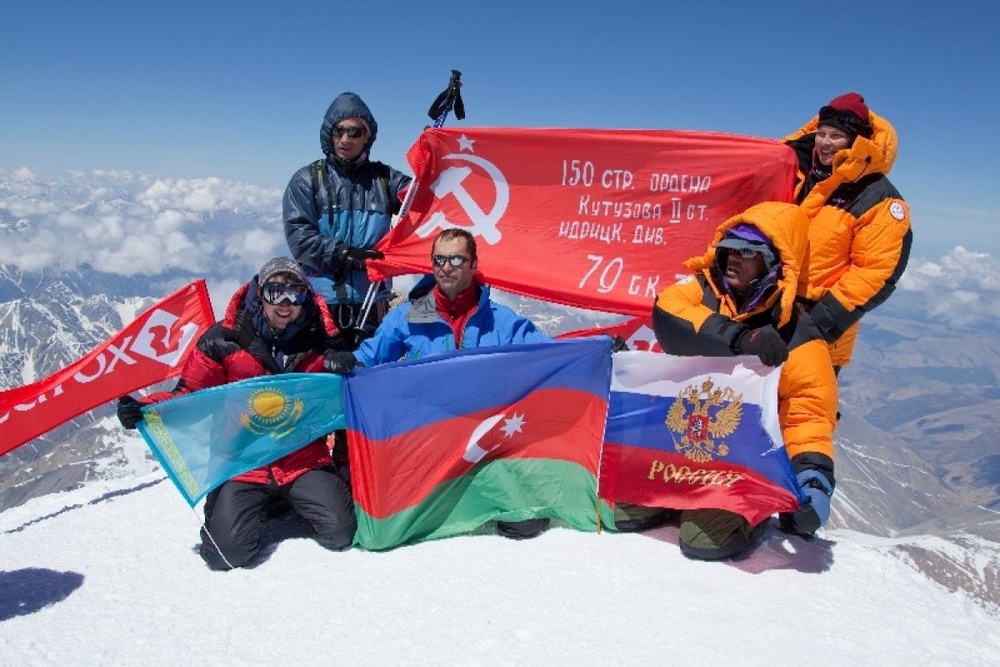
[648,202,839,560]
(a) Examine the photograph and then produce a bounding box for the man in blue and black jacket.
[283,92,411,348]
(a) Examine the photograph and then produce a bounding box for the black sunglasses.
[333,124,367,139]
[432,255,471,268]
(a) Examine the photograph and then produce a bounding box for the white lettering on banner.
[580,255,660,298]
[557,221,623,244]
[416,153,510,245]
[631,225,666,246]
[562,221,670,247]
[649,174,712,193]
[627,274,661,298]
[72,340,137,382]
[562,161,635,190]
[561,160,595,187]
[580,255,624,294]
[578,196,663,220]
[668,199,709,224]
[600,169,633,190]
[0,307,201,424]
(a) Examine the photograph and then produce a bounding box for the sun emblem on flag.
[664,378,743,463]
[240,387,304,438]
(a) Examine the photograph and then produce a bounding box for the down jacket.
[784,109,912,366]
[653,201,838,479]
[354,276,547,367]
[283,92,412,306]
[144,280,341,486]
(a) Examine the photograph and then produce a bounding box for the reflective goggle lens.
[261,282,309,305]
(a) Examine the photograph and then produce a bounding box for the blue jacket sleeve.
[354,308,409,367]
[283,166,339,274]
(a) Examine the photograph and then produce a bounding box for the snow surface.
[1,472,998,666]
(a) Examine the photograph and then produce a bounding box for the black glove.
[609,335,629,353]
[335,245,384,271]
[779,470,834,537]
[732,326,789,367]
[117,395,145,430]
[324,350,358,375]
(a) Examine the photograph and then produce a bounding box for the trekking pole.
[357,72,465,334]
[427,70,465,128]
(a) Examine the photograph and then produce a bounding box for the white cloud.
[901,247,1000,291]
[0,168,283,282]
[891,247,1000,327]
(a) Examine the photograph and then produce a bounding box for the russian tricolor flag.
[600,352,803,526]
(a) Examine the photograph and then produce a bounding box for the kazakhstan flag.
[137,373,345,506]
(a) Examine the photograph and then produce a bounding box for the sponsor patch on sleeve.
[889,201,907,221]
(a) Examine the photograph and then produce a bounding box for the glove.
[335,245,384,271]
[779,470,833,537]
[117,395,145,430]
[732,325,789,367]
[609,335,629,353]
[324,350,358,375]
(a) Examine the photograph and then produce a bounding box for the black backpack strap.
[311,159,335,223]
[312,159,348,294]
[371,161,399,215]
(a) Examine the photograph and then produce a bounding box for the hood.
[320,92,378,157]
[683,201,808,327]
[783,108,898,178]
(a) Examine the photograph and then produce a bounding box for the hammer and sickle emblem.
[415,153,509,245]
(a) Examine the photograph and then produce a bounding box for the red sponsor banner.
[0,280,214,456]
[371,127,797,316]
[558,315,662,353]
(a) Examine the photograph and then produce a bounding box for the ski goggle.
[728,246,766,259]
[432,254,471,268]
[260,282,309,306]
[333,124,367,139]
[718,241,777,270]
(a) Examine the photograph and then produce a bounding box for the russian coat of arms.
[664,378,743,463]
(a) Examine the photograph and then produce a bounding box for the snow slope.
[0,472,998,666]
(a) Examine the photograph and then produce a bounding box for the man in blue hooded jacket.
[283,92,411,348]
[325,228,552,540]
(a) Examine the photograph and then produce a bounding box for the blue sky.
[2,0,997,258]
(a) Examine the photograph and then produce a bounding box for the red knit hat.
[818,92,873,140]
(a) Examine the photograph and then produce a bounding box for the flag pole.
[357,70,465,339]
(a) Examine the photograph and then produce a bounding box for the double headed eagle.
[665,378,743,463]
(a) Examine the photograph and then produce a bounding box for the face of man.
[331,117,369,161]
[432,236,478,301]
[723,248,767,295]
[260,273,305,332]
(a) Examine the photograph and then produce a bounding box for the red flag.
[558,315,662,353]
[0,280,214,456]
[370,127,797,316]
